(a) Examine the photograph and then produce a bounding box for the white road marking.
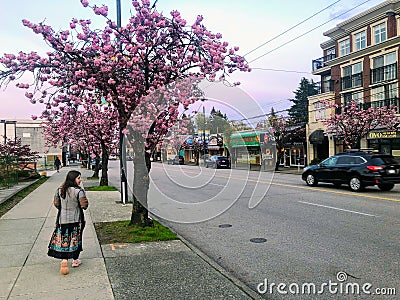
[298,201,377,217]
[208,183,226,187]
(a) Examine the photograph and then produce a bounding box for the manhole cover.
[250,238,267,243]
[218,224,232,228]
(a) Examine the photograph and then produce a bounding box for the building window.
[339,38,350,56]
[373,22,387,44]
[321,75,332,93]
[314,101,326,120]
[341,62,363,90]
[343,91,363,106]
[371,83,397,102]
[371,83,399,113]
[326,47,336,61]
[371,51,397,83]
[354,31,366,51]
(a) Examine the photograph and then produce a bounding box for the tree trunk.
[99,143,109,186]
[130,134,153,227]
[275,150,283,171]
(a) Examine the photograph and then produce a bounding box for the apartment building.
[308,0,400,164]
[0,119,62,166]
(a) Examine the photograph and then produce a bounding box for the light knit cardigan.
[54,187,88,224]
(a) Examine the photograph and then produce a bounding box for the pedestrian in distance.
[54,156,62,172]
[47,170,89,275]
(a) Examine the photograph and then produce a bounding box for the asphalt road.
[107,161,399,299]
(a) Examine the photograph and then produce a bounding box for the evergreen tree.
[288,77,318,125]
[270,107,276,118]
[209,106,228,133]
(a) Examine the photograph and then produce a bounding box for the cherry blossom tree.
[0,0,250,226]
[0,137,40,162]
[0,137,41,179]
[258,113,304,171]
[41,102,119,184]
[124,80,201,225]
[322,100,398,149]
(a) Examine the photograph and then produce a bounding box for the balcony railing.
[315,79,334,94]
[312,53,336,72]
[365,97,400,113]
[340,72,363,90]
[335,97,400,114]
[370,63,397,84]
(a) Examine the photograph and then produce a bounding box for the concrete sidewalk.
[0,167,113,299]
[0,166,259,300]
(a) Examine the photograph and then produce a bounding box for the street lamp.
[115,0,128,205]
[202,105,206,157]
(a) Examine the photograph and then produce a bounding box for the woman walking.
[54,156,62,172]
[48,170,88,275]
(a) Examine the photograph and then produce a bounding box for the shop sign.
[231,134,260,147]
[367,131,399,139]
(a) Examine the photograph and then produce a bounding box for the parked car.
[205,155,230,169]
[302,149,400,192]
[167,155,184,165]
[109,154,118,160]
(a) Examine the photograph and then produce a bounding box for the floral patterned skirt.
[48,222,84,259]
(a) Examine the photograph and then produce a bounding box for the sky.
[0,0,386,122]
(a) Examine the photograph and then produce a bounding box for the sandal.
[60,259,69,275]
[72,259,82,268]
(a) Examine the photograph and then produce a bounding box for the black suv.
[302,150,400,192]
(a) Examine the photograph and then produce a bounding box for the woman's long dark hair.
[60,170,81,198]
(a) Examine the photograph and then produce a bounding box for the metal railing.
[365,97,400,113]
[335,97,400,114]
[312,53,336,71]
[370,63,397,84]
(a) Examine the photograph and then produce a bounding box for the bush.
[18,169,41,179]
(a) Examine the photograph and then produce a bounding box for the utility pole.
[116,0,128,205]
[203,105,206,157]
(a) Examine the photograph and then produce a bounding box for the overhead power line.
[234,108,289,122]
[151,0,159,9]
[244,0,343,57]
[235,83,400,122]
[252,67,312,74]
[248,0,372,64]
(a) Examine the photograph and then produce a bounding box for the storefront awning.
[309,130,325,144]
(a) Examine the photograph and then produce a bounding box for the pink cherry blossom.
[0,0,250,225]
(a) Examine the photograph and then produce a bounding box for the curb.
[178,233,264,300]
[153,215,263,300]
[0,177,43,205]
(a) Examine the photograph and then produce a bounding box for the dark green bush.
[18,170,40,179]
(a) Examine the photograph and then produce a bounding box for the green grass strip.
[94,220,178,244]
[0,176,48,218]
[85,185,118,191]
